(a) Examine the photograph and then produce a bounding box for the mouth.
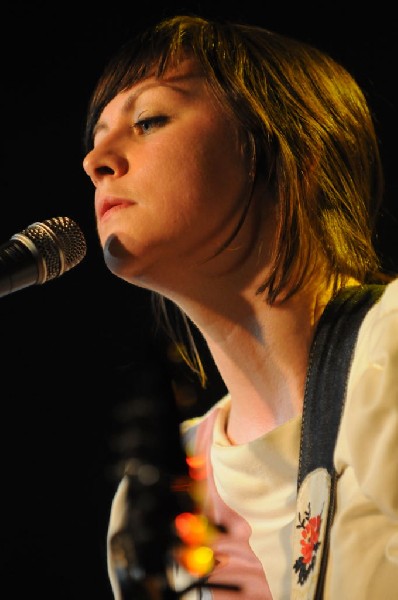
[98,197,133,221]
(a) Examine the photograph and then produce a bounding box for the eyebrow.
[93,70,204,139]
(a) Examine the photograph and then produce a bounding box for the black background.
[1,2,397,598]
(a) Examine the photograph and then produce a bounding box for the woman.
[82,14,398,599]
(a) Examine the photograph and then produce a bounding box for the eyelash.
[133,115,168,134]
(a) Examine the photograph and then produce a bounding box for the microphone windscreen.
[13,216,87,283]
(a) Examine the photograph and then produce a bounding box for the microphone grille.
[18,216,87,282]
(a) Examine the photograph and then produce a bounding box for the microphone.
[0,216,87,298]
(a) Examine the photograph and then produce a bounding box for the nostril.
[83,151,126,181]
[97,165,115,176]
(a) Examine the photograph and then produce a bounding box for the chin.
[102,233,178,295]
[102,233,148,286]
[103,233,137,274]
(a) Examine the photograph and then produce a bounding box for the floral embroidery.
[293,503,322,585]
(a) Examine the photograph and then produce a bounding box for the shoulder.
[180,395,230,457]
[337,278,398,517]
[348,279,398,386]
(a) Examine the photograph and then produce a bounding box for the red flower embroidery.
[300,515,321,564]
[293,503,322,585]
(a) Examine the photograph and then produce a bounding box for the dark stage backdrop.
[1,2,396,598]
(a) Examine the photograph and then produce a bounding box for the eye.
[133,115,169,135]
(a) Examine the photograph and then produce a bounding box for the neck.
[172,277,335,444]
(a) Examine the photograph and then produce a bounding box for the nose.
[82,145,128,187]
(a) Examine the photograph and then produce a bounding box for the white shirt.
[107,279,398,599]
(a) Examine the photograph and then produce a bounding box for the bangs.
[84,16,224,151]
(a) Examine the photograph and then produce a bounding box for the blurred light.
[178,545,214,576]
[175,512,210,546]
[186,454,206,481]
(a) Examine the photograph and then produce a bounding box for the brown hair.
[84,15,390,381]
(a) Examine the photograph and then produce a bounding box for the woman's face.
[83,57,257,293]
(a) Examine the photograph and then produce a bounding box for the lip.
[97,196,135,221]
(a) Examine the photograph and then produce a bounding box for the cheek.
[204,122,248,206]
[144,124,247,216]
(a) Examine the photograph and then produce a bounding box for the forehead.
[110,57,205,106]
